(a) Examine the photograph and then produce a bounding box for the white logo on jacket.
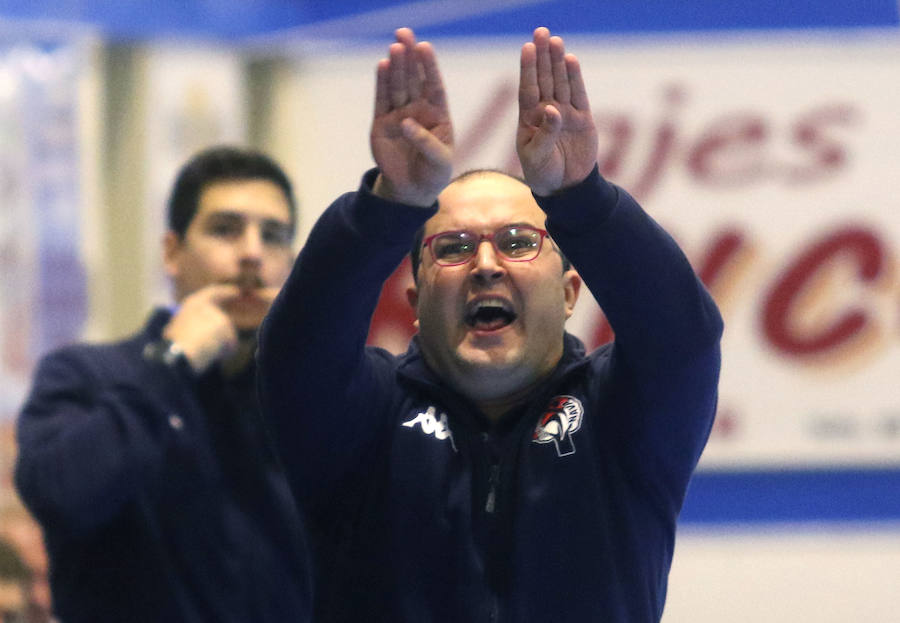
[402,406,458,452]
[532,395,584,457]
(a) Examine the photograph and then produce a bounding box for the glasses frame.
[422,225,550,267]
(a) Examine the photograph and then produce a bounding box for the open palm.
[517,27,598,196]
[370,29,453,207]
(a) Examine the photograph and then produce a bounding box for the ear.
[563,268,581,319]
[162,231,182,279]
[406,284,421,329]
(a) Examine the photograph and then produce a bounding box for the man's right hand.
[162,284,240,374]
[370,27,454,207]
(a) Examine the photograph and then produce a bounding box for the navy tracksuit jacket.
[259,166,723,622]
[15,311,311,622]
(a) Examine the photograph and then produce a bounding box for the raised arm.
[517,27,598,196]
[258,28,451,507]
[519,28,722,500]
[517,27,721,386]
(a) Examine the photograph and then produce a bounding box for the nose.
[238,225,264,264]
[470,239,505,284]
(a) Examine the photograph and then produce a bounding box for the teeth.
[465,298,516,328]
[472,298,511,312]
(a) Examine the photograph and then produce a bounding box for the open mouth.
[464,298,517,331]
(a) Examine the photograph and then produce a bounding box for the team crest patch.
[532,395,584,457]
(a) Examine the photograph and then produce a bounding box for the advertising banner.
[0,38,90,421]
[0,33,95,619]
[288,34,900,521]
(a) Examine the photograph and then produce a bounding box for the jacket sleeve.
[538,166,724,508]
[257,169,437,510]
[14,344,202,538]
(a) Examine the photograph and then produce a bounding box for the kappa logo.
[401,406,458,452]
[532,395,584,457]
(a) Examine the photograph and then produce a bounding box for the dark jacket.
[259,167,723,623]
[15,310,311,623]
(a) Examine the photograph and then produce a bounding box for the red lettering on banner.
[788,103,857,183]
[697,228,748,289]
[696,228,754,315]
[687,113,767,187]
[761,226,886,357]
[595,113,633,179]
[440,81,859,200]
[629,85,683,199]
[503,83,857,199]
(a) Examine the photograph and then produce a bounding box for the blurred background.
[1,1,899,620]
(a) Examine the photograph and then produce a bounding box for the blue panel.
[412,0,898,38]
[0,0,897,40]
[680,468,900,524]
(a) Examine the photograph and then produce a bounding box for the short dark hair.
[167,145,297,239]
[409,169,571,281]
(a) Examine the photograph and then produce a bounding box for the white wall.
[666,525,900,622]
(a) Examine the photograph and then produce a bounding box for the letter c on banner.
[761,226,884,357]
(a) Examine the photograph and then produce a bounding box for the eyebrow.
[204,210,291,227]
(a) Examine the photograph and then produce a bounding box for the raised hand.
[517,27,598,196]
[371,27,454,207]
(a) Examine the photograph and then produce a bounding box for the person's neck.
[475,376,546,425]
[220,337,256,378]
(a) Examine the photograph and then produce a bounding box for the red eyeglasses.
[422,225,549,266]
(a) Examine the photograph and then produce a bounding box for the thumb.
[526,104,562,158]
[540,104,562,134]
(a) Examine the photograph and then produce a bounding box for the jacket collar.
[145,307,175,340]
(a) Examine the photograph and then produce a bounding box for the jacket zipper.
[485,461,502,623]
[484,463,501,513]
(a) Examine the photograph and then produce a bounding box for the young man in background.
[16,146,310,623]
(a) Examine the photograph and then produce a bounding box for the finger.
[408,53,425,101]
[374,58,391,116]
[417,42,447,109]
[198,283,242,306]
[518,41,539,112]
[388,42,409,109]
[565,54,591,111]
[256,286,282,305]
[533,27,553,101]
[401,118,452,166]
[397,30,424,101]
[549,35,570,104]
[395,26,416,47]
